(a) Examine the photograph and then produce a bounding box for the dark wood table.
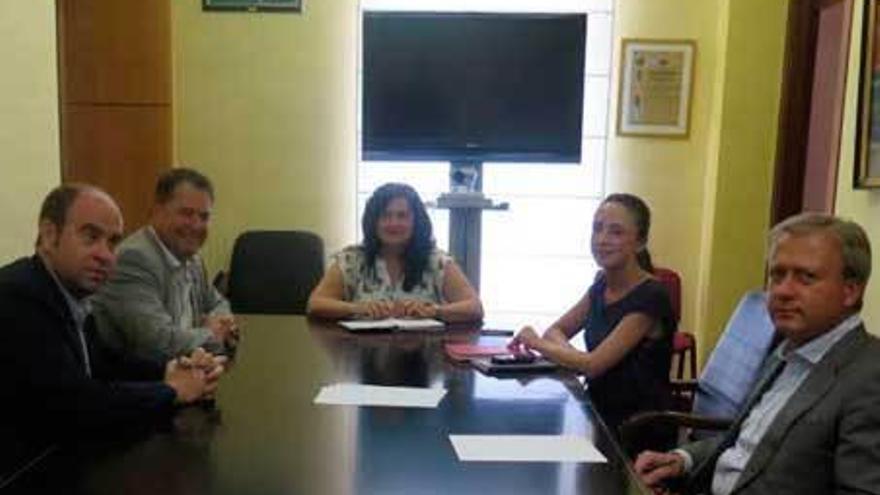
[9,316,649,495]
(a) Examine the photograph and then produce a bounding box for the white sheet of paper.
[314,383,447,408]
[338,318,444,331]
[448,435,607,463]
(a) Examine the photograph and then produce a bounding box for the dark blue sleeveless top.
[582,274,677,430]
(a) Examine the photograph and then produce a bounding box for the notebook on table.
[338,318,445,332]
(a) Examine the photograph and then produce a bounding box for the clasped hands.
[164,347,227,404]
[205,314,240,348]
[354,299,440,320]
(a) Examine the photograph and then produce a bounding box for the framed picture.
[856,0,880,188]
[617,39,696,138]
[203,0,302,13]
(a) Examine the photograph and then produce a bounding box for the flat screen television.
[362,12,586,163]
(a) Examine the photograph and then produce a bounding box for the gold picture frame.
[617,39,696,138]
[856,0,880,188]
[203,0,302,13]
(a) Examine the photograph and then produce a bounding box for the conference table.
[10,316,649,495]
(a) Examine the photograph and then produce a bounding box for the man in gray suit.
[93,168,238,364]
[635,212,880,494]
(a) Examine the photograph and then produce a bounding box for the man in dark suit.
[0,184,224,480]
[635,212,880,494]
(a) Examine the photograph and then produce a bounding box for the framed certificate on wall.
[617,39,696,138]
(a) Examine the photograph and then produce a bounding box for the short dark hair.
[601,193,655,273]
[37,184,111,247]
[39,184,85,231]
[155,168,214,204]
[361,183,435,292]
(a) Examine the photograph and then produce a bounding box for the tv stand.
[430,161,508,292]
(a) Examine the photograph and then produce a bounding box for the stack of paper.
[314,383,447,408]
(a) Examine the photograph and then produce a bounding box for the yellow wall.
[612,0,788,360]
[0,1,60,263]
[172,1,359,274]
[696,0,787,356]
[837,0,880,332]
[5,1,860,347]
[170,0,790,355]
[611,0,727,349]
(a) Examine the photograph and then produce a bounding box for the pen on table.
[479,329,514,336]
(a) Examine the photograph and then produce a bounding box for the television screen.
[362,12,586,163]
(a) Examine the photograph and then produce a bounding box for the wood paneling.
[58,0,171,104]
[57,0,172,232]
[62,105,171,229]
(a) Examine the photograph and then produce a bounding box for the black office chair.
[227,230,325,315]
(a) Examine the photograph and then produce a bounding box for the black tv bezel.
[361,11,587,164]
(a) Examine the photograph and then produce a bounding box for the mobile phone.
[490,353,537,365]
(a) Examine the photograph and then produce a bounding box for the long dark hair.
[362,183,435,291]
[602,193,654,273]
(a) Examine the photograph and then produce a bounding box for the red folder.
[444,343,509,362]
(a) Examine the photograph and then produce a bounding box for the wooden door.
[773,0,853,223]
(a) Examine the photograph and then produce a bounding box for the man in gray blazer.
[635,212,880,494]
[93,168,238,364]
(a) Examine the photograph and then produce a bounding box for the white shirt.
[46,259,93,377]
[148,227,196,329]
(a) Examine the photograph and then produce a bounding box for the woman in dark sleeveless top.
[509,193,677,453]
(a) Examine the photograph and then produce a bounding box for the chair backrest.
[692,290,776,420]
[654,267,682,322]
[227,230,325,315]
